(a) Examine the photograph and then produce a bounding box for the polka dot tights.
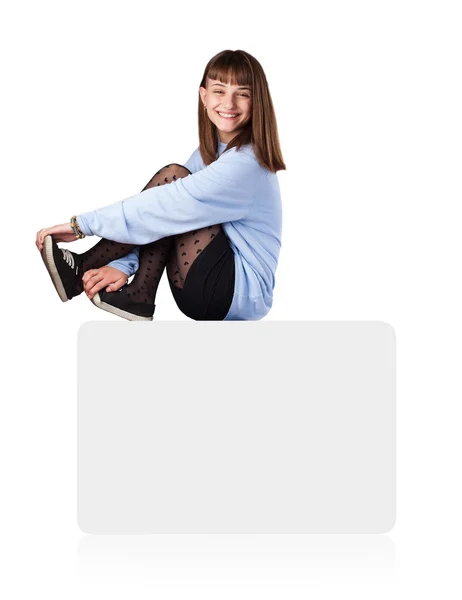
[77,164,222,307]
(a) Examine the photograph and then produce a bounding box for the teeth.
[219,112,238,118]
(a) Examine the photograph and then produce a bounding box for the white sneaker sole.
[91,292,153,321]
[41,236,68,302]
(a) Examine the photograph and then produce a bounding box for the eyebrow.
[211,82,252,91]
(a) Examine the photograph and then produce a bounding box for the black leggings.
[168,225,235,320]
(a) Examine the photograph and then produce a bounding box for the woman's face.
[200,77,252,143]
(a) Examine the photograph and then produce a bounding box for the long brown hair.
[197,49,286,173]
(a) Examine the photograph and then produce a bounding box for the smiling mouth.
[217,112,240,119]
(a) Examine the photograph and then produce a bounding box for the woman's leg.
[92,164,221,320]
[165,225,221,290]
[77,165,182,272]
[167,224,235,321]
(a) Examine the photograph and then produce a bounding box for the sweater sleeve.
[76,148,262,245]
[106,247,140,277]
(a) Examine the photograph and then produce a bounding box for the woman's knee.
[166,163,192,177]
[155,163,191,184]
[142,163,192,191]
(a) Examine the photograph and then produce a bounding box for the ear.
[199,86,207,107]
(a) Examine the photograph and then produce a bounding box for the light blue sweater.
[76,140,282,320]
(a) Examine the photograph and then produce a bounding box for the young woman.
[36,49,286,321]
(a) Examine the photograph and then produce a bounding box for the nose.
[222,94,236,110]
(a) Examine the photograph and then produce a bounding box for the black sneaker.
[91,285,155,321]
[41,235,83,302]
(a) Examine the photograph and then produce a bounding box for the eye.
[213,90,250,97]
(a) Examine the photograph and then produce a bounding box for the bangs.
[207,58,253,89]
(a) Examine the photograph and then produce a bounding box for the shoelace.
[61,249,76,270]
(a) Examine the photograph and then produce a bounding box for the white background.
[1,0,461,598]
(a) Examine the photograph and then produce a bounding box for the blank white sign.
[77,321,395,533]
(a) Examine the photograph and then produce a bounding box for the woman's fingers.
[87,277,127,299]
[83,270,104,294]
[41,229,50,249]
[36,227,57,251]
[106,276,126,292]
[84,272,105,298]
[36,228,49,252]
[82,269,97,285]
[36,223,77,251]
[83,267,129,299]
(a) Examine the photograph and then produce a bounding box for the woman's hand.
[36,222,78,252]
[82,266,129,300]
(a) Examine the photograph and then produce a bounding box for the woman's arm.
[76,148,264,245]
